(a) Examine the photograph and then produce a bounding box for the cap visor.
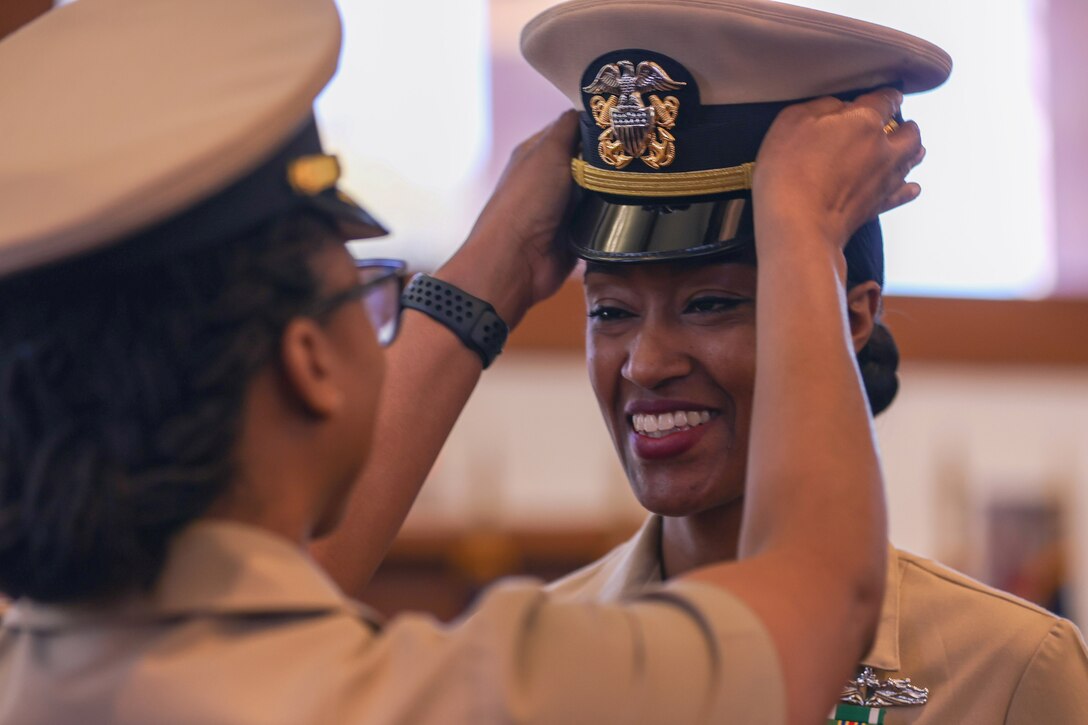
[569,193,754,262]
[308,189,389,240]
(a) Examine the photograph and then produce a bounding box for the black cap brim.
[307,188,388,241]
[569,192,753,262]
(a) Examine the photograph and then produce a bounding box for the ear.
[846,281,882,354]
[278,317,344,418]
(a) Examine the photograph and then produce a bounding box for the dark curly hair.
[843,221,899,416]
[0,211,340,603]
[856,321,899,416]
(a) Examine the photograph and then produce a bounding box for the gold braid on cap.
[570,156,755,198]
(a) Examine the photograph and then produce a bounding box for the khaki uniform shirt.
[0,521,785,724]
[550,516,1088,724]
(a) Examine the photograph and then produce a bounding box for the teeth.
[632,410,713,438]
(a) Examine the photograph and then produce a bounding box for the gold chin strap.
[570,156,755,198]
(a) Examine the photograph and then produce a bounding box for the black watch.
[401,274,509,369]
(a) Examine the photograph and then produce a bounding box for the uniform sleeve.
[1005,618,1088,724]
[363,578,784,724]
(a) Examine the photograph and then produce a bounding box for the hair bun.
[858,321,900,415]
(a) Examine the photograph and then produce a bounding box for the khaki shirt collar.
[595,515,665,596]
[618,515,902,672]
[3,520,382,631]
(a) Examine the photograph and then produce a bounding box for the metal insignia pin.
[287,154,341,196]
[582,60,686,170]
[841,667,929,708]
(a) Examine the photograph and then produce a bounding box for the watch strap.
[401,274,508,369]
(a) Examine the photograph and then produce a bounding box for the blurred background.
[6,0,1087,624]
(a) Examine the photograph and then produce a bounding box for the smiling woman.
[584,262,757,517]
[581,247,892,548]
[523,0,1088,722]
[561,247,1088,723]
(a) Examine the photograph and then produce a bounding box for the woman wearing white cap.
[510,1,1088,724]
[0,0,926,722]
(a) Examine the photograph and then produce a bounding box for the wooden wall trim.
[508,281,1088,367]
[881,296,1088,366]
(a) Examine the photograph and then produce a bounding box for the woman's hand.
[439,110,581,327]
[752,88,924,256]
[311,113,581,593]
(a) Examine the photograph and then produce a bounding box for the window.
[321,0,1054,298]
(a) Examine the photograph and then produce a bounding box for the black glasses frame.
[311,258,407,346]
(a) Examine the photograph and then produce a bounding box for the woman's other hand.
[753,88,924,255]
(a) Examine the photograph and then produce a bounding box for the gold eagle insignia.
[583,60,686,170]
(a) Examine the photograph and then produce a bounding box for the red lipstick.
[629,423,711,460]
[626,400,717,460]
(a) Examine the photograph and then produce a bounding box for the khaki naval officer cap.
[0,0,386,280]
[522,0,952,274]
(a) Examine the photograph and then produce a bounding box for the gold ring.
[883,118,900,136]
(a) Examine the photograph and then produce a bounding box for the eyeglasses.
[312,258,406,347]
